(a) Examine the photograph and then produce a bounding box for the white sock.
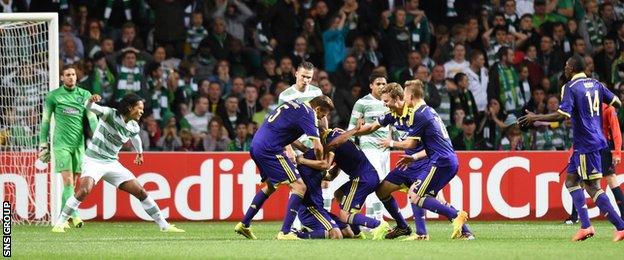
[322,188,332,211]
[373,202,384,221]
[56,196,80,226]
[141,196,168,229]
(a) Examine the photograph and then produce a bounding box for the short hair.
[453,72,467,84]
[470,50,484,62]
[194,95,208,105]
[404,80,425,99]
[369,71,387,84]
[498,46,512,60]
[309,95,334,111]
[569,54,585,73]
[117,93,144,116]
[145,62,161,76]
[61,64,76,74]
[121,22,136,30]
[493,25,508,35]
[298,61,315,71]
[379,82,404,99]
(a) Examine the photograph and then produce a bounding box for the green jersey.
[85,102,142,161]
[40,85,96,148]
[348,94,390,150]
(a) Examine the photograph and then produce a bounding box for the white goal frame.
[0,13,60,225]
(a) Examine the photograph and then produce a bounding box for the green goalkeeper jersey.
[40,85,97,148]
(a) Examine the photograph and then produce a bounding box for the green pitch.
[12,221,623,259]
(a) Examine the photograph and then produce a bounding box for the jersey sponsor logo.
[62,107,80,115]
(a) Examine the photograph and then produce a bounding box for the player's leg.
[376,169,411,231]
[328,212,355,238]
[408,164,468,239]
[336,178,388,239]
[604,174,624,221]
[583,179,624,230]
[52,175,97,232]
[362,149,388,221]
[268,153,306,239]
[70,146,85,227]
[55,148,78,225]
[108,161,183,232]
[237,151,276,238]
[296,207,342,239]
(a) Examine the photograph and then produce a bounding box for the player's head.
[118,93,144,121]
[295,61,315,88]
[368,71,387,98]
[309,95,334,120]
[379,82,404,112]
[403,80,425,106]
[566,54,585,76]
[61,64,77,88]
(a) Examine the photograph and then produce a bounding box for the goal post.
[0,13,60,225]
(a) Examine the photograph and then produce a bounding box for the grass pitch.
[12,221,623,259]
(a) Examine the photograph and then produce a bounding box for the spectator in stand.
[611,49,624,85]
[515,14,540,51]
[453,117,483,151]
[187,11,208,54]
[219,95,247,139]
[503,0,520,32]
[145,62,172,122]
[264,0,299,58]
[350,36,375,80]
[365,35,384,68]
[178,128,197,151]
[443,43,470,78]
[239,85,261,120]
[228,76,246,101]
[182,95,213,138]
[323,9,348,73]
[60,22,84,59]
[90,51,116,106]
[247,121,258,137]
[521,45,544,87]
[522,87,547,115]
[484,26,510,67]
[61,37,82,65]
[478,99,507,150]
[213,0,254,43]
[380,8,411,72]
[447,108,465,141]
[584,55,599,80]
[301,17,324,67]
[450,72,478,122]
[115,22,144,51]
[594,36,617,85]
[500,115,526,150]
[291,36,313,69]
[579,0,607,54]
[414,65,441,109]
[157,125,182,151]
[253,93,275,127]
[319,77,353,128]
[601,2,618,29]
[488,46,523,115]
[190,39,217,81]
[552,22,573,55]
[148,0,189,58]
[209,60,233,95]
[430,65,453,125]
[397,50,422,84]
[205,17,234,61]
[114,49,145,102]
[227,121,252,151]
[405,0,431,48]
[82,19,104,58]
[517,64,533,103]
[330,55,367,93]
[467,51,489,114]
[276,56,296,85]
[203,118,231,152]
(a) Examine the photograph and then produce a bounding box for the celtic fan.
[39,64,97,228]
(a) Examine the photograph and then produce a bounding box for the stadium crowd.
[2,0,624,152]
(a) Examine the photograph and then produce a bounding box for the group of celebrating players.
[45,56,624,242]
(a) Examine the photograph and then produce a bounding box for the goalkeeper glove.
[38,143,50,163]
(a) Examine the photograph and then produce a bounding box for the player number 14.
[585,90,600,117]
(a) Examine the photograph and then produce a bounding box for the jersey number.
[585,90,600,117]
[268,104,289,122]
[434,116,450,139]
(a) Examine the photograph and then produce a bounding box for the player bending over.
[519,55,624,242]
[52,93,184,233]
[318,126,391,240]
[235,96,333,240]
[40,64,98,228]
[355,81,469,240]
[293,148,344,239]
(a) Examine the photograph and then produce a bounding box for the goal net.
[0,13,59,225]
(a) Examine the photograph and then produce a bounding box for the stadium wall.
[2,152,623,221]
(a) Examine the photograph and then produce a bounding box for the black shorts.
[600,147,615,176]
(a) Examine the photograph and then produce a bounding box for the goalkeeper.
[39,64,98,228]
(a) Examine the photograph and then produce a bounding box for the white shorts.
[362,149,390,181]
[81,156,136,187]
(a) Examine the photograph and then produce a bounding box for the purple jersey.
[377,106,422,155]
[251,100,320,154]
[405,104,457,167]
[558,74,618,153]
[323,129,378,181]
[298,150,325,209]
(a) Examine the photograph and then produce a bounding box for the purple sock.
[570,189,591,229]
[610,187,624,221]
[381,196,408,228]
[595,193,624,231]
[297,229,326,239]
[348,213,380,229]
[447,204,471,234]
[242,190,269,227]
[421,197,458,219]
[281,193,303,233]
[329,213,349,229]
[350,224,361,235]
[411,203,427,235]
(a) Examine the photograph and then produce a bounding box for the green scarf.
[497,64,520,113]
